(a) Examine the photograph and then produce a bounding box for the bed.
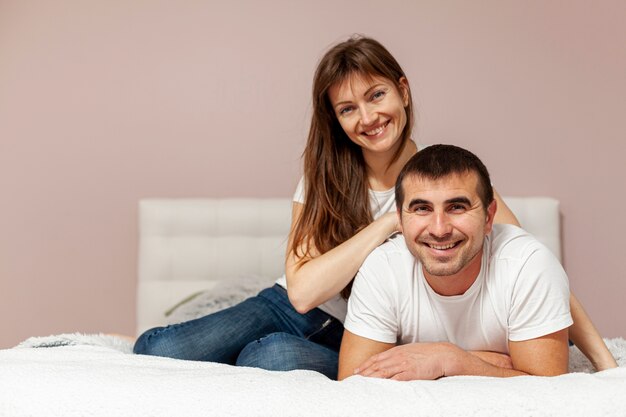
[1,197,625,417]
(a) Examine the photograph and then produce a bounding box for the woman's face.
[328,73,409,160]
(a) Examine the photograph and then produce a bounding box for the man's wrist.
[439,343,468,377]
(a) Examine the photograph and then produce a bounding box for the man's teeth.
[429,243,456,250]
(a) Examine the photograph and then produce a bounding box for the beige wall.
[0,0,624,348]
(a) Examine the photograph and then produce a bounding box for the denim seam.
[145,321,193,341]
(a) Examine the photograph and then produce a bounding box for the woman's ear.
[399,76,410,107]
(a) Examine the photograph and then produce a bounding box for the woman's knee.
[235,332,300,369]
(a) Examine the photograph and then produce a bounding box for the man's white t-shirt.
[275,177,396,322]
[344,224,573,352]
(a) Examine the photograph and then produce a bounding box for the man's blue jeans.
[133,285,344,379]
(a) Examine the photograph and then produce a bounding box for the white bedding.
[2,197,620,416]
[2,334,625,417]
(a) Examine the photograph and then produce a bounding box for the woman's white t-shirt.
[275,177,397,322]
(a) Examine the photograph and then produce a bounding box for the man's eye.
[449,204,466,212]
[412,206,430,214]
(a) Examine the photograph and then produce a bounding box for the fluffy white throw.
[1,334,625,417]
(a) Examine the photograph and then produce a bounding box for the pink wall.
[0,0,624,348]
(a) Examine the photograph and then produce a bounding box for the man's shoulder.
[368,233,412,261]
[489,224,557,262]
[360,234,415,277]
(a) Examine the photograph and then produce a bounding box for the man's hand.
[354,342,460,381]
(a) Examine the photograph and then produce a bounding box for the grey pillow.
[164,275,276,324]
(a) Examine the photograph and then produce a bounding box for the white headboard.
[136,197,561,335]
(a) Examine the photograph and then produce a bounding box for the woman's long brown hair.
[290,36,414,299]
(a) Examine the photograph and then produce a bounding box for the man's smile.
[425,241,461,250]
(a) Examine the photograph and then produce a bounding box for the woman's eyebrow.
[333,84,386,108]
[362,84,385,96]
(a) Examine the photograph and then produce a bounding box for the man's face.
[398,171,496,288]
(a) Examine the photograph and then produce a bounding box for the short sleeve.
[508,246,573,341]
[293,176,305,204]
[344,251,399,343]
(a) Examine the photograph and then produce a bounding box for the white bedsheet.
[1,335,625,417]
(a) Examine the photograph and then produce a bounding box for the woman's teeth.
[364,122,388,136]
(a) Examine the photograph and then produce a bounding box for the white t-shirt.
[344,224,573,352]
[275,176,397,322]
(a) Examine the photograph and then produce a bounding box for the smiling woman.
[328,74,409,165]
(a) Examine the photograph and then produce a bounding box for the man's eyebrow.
[445,197,472,205]
[406,198,431,208]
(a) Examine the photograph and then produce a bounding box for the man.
[338,144,572,380]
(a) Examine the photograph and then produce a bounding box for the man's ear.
[396,209,404,234]
[484,199,497,234]
[399,77,410,107]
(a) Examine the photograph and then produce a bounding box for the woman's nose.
[359,104,376,126]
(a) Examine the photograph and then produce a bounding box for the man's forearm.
[468,351,512,369]
[351,334,568,381]
[447,347,528,377]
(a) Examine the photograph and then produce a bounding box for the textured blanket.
[1,334,625,417]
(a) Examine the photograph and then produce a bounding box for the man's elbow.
[337,368,352,381]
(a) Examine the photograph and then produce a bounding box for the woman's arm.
[493,188,520,226]
[285,202,398,314]
[568,293,617,370]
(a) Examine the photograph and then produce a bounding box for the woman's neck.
[365,139,418,191]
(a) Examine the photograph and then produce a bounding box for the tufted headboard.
[136,197,561,335]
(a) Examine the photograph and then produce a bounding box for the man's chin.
[422,262,462,277]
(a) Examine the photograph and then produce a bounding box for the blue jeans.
[133,285,344,379]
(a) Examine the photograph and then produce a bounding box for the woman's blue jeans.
[133,285,344,379]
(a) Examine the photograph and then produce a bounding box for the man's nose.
[428,211,453,238]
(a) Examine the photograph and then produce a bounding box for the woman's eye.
[371,90,386,100]
[339,106,354,115]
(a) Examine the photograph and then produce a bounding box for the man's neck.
[422,249,484,296]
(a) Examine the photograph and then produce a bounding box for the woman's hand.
[377,211,401,236]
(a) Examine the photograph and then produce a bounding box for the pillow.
[164,274,276,324]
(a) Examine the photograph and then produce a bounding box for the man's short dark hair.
[395,144,494,211]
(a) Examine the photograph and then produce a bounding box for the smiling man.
[338,144,572,381]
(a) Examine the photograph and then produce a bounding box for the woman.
[134,36,616,378]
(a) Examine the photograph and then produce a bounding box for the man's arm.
[507,328,569,376]
[352,328,569,380]
[338,329,395,380]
